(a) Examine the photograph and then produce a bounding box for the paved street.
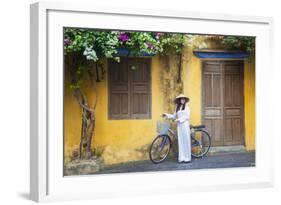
[91,151,255,175]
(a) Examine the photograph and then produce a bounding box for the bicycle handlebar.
[161,114,172,120]
[161,114,206,129]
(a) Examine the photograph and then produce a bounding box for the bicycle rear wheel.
[149,135,171,164]
[191,130,211,158]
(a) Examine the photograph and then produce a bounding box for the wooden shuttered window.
[108,58,151,119]
[108,59,130,119]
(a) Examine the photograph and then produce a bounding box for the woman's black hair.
[175,98,186,112]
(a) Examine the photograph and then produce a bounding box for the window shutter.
[108,59,130,119]
[129,58,151,119]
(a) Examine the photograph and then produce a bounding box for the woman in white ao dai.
[163,94,191,163]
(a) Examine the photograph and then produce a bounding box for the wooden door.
[202,60,244,146]
[223,61,244,145]
[202,61,224,146]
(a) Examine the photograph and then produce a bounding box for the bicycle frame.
[168,128,176,137]
[150,121,211,164]
[162,127,199,148]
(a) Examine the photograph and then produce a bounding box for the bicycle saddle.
[190,125,206,129]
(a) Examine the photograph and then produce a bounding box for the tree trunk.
[68,53,98,161]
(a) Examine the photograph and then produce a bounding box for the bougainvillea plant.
[64,28,186,160]
[64,29,185,61]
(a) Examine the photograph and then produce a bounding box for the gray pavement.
[90,151,255,175]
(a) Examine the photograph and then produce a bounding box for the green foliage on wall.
[221,36,255,55]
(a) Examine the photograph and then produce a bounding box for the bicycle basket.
[157,121,170,135]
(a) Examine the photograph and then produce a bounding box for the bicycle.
[149,117,211,164]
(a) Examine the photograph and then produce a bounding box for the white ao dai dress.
[165,106,191,162]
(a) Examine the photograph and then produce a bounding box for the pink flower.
[146,42,154,49]
[153,32,163,39]
[64,38,71,46]
[118,33,129,42]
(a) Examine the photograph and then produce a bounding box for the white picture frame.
[30,1,274,202]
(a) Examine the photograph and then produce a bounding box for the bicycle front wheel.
[191,130,211,158]
[149,135,171,164]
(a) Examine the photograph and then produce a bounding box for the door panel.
[202,61,223,146]
[213,74,221,106]
[202,60,244,146]
[223,61,244,145]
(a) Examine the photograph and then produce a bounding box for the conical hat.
[174,94,190,103]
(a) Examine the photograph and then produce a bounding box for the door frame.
[201,59,245,146]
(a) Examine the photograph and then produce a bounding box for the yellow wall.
[64,49,256,165]
[244,59,256,150]
[64,57,165,164]
[183,55,202,126]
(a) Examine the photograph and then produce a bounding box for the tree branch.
[73,88,94,112]
[88,67,98,111]
[177,52,182,83]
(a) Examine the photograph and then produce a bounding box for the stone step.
[207,145,248,155]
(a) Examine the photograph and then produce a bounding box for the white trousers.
[177,121,191,162]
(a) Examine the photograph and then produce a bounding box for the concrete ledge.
[208,145,247,155]
[64,158,103,176]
